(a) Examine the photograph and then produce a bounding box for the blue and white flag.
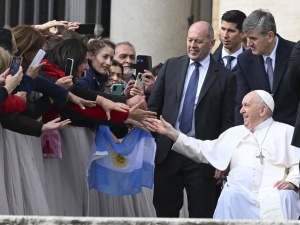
[87,126,156,196]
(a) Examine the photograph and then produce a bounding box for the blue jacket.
[76,62,108,92]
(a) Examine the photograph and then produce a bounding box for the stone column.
[65,0,86,23]
[48,0,54,21]
[110,0,192,66]
[4,0,11,28]
[18,0,25,25]
[33,0,40,25]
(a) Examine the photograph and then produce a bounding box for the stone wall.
[0,216,299,225]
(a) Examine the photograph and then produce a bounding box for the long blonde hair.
[0,46,12,74]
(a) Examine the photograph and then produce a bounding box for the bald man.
[148,90,300,220]
[147,21,236,218]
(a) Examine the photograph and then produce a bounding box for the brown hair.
[87,38,115,56]
[11,25,45,63]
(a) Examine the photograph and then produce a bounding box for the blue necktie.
[179,62,200,134]
[266,57,273,91]
[224,55,235,70]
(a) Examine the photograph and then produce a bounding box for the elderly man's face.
[186,22,215,62]
[245,29,274,56]
[240,92,264,129]
[114,45,136,76]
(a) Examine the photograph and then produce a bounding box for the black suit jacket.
[285,40,300,147]
[148,55,236,164]
[235,35,298,126]
[212,43,245,73]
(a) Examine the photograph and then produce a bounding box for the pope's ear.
[261,105,269,116]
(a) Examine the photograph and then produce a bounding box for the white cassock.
[172,118,300,220]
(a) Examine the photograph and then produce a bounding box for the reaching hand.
[0,68,9,86]
[128,100,156,123]
[124,118,151,132]
[145,116,179,141]
[15,91,27,101]
[96,96,129,120]
[145,116,169,135]
[122,80,135,97]
[35,20,69,32]
[126,95,148,110]
[55,76,74,89]
[130,84,144,97]
[4,67,23,94]
[41,117,71,132]
[68,22,80,30]
[26,62,45,79]
[68,92,96,109]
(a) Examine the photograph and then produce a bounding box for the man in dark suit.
[147,21,236,218]
[285,41,300,147]
[212,10,246,73]
[235,9,299,126]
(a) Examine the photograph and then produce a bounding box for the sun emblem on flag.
[112,152,127,168]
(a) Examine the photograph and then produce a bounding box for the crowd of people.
[0,7,300,221]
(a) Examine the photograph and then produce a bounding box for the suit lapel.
[197,55,218,104]
[176,56,190,102]
[273,36,289,94]
[212,44,223,66]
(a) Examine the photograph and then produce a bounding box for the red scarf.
[42,59,65,79]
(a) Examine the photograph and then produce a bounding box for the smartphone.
[135,72,146,88]
[9,56,23,76]
[136,55,152,75]
[110,84,123,95]
[75,24,95,34]
[64,58,74,76]
[29,49,46,68]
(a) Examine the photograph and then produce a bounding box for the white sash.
[258,162,285,219]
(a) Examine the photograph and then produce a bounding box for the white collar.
[250,117,274,133]
[221,46,243,59]
[189,54,210,70]
[262,36,278,62]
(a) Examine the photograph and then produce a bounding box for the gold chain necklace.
[250,120,273,165]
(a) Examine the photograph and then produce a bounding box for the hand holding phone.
[29,49,46,68]
[65,58,74,76]
[110,84,123,95]
[4,68,23,93]
[10,56,23,76]
[26,62,45,79]
[135,72,145,88]
[136,55,152,74]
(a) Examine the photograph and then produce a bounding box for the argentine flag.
[87,126,156,196]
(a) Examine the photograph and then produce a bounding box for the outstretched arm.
[146,115,179,141]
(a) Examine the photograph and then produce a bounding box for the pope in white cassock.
[146,90,300,220]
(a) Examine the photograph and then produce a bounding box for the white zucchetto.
[254,90,274,112]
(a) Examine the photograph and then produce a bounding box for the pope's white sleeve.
[172,132,209,164]
[285,164,300,188]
